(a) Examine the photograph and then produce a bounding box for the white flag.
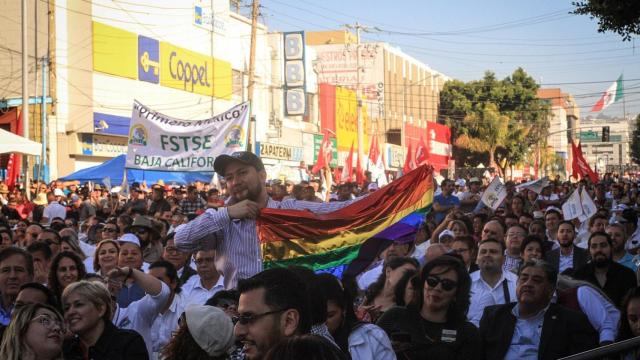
[481,176,507,210]
[119,171,130,199]
[102,177,112,191]
[562,189,583,220]
[580,188,598,220]
[515,177,549,194]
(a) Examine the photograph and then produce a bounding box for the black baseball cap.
[214,151,265,176]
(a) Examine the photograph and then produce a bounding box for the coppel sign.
[160,42,215,96]
[283,32,306,117]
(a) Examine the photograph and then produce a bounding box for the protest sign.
[481,176,507,210]
[125,100,249,171]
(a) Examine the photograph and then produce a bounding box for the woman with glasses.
[0,303,64,360]
[377,255,479,360]
[62,280,148,360]
[93,239,120,277]
[100,222,119,241]
[48,251,87,306]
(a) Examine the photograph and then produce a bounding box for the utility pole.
[22,0,30,199]
[345,23,376,174]
[247,0,259,153]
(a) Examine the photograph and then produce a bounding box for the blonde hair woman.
[0,303,64,360]
[62,281,148,359]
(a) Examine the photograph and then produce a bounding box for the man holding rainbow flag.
[174,151,434,288]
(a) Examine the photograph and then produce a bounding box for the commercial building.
[537,88,580,178]
[579,116,632,173]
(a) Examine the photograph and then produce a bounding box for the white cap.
[186,305,235,356]
[455,179,466,187]
[367,183,379,191]
[439,229,455,241]
[53,188,65,197]
[117,233,141,248]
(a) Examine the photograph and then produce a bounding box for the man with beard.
[573,232,636,308]
[234,268,310,360]
[545,221,588,275]
[468,239,517,327]
[175,151,358,288]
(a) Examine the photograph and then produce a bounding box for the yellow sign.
[335,87,368,151]
[159,42,231,99]
[92,22,137,79]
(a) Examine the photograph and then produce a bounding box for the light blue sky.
[262,0,640,119]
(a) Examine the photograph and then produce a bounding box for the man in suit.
[479,259,598,360]
[545,221,588,275]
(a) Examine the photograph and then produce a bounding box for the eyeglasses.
[31,315,65,333]
[164,246,181,255]
[102,228,117,233]
[425,275,458,291]
[232,309,285,325]
[133,228,147,235]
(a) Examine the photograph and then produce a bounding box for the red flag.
[333,166,342,185]
[6,111,23,189]
[415,136,429,166]
[368,135,380,166]
[402,143,414,175]
[341,142,355,183]
[356,151,364,185]
[312,132,333,174]
[571,140,599,183]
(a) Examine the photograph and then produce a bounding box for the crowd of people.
[1,151,640,359]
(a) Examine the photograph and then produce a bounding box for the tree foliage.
[439,68,551,177]
[572,0,640,41]
[631,114,640,164]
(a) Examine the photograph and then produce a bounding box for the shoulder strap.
[502,279,511,304]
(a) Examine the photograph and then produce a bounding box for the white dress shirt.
[151,292,186,358]
[468,270,517,327]
[182,274,225,307]
[559,248,574,274]
[576,286,620,343]
[348,323,396,360]
[113,282,171,359]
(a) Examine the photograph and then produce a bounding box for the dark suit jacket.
[545,245,589,275]
[573,261,637,308]
[479,303,598,360]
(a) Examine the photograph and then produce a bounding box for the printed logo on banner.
[224,125,245,149]
[128,125,148,146]
[138,35,160,84]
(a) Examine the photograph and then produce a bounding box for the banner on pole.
[125,100,250,172]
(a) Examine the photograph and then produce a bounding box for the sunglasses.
[133,228,147,235]
[232,309,284,325]
[425,275,458,291]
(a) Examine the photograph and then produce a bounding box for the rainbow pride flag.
[257,165,434,272]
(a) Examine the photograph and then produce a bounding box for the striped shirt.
[174,197,359,288]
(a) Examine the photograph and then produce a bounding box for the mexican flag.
[591,74,623,112]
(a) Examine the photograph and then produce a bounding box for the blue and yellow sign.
[159,42,231,99]
[138,35,159,84]
[92,22,137,79]
[92,21,231,100]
